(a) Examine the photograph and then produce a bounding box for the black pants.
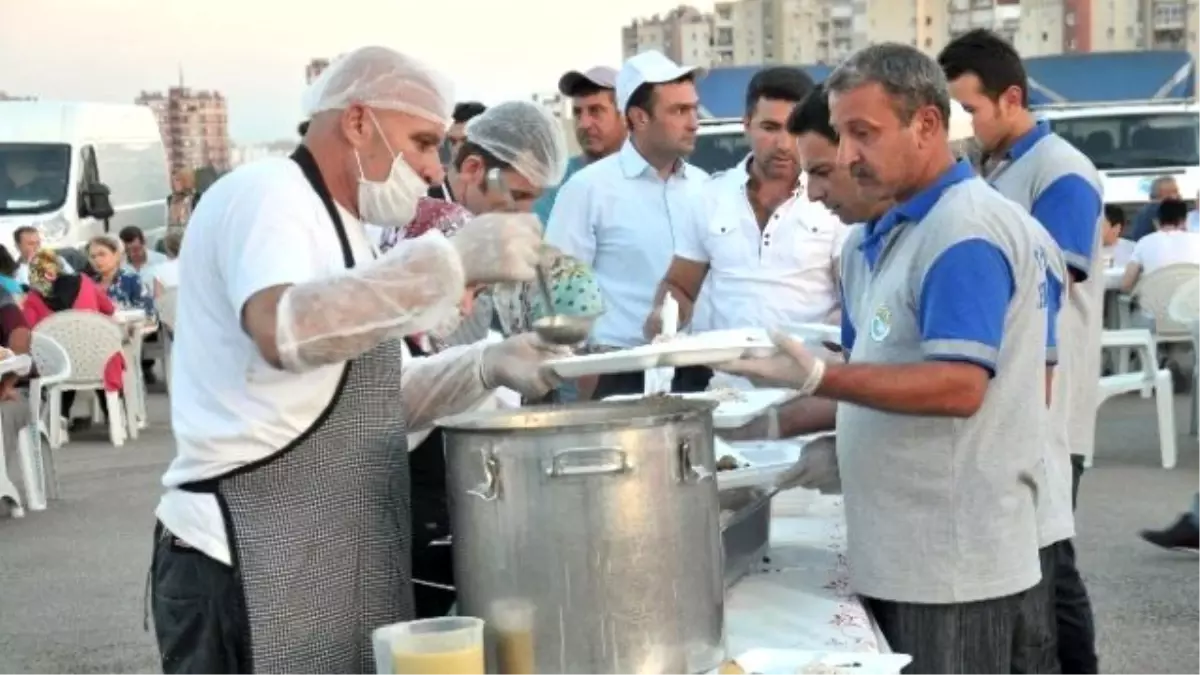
[150,523,249,674]
[60,390,113,420]
[1012,545,1063,673]
[411,490,456,618]
[591,365,713,400]
[867,589,1030,674]
[1055,456,1098,674]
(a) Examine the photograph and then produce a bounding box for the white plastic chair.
[156,287,178,393]
[28,332,71,498]
[1097,328,1178,469]
[1116,263,1200,372]
[1166,280,1199,435]
[34,311,130,447]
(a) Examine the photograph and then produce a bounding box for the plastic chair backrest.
[30,331,72,381]
[1166,278,1199,326]
[34,311,123,384]
[158,287,178,330]
[1134,263,1200,339]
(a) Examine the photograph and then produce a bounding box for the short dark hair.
[12,226,36,246]
[745,67,815,117]
[626,73,697,118]
[1158,198,1188,225]
[452,102,487,125]
[564,80,614,100]
[786,83,837,144]
[118,225,145,244]
[1103,204,1127,227]
[297,120,310,136]
[937,29,1029,106]
[0,244,18,277]
[453,140,507,175]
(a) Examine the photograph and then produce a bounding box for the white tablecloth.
[725,492,886,655]
[1104,266,1125,290]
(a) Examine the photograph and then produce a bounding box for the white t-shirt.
[155,158,380,565]
[151,258,180,290]
[1130,229,1200,275]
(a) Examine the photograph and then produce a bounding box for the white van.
[0,101,170,252]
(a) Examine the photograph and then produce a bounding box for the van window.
[92,141,171,208]
[0,142,71,216]
[1048,112,1200,170]
[689,129,750,174]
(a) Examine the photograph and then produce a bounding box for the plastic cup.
[491,599,537,674]
[372,616,485,675]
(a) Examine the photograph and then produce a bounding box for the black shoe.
[1139,514,1200,552]
[143,368,159,386]
[68,418,92,432]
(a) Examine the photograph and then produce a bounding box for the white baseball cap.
[615,50,706,113]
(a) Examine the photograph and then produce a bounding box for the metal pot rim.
[438,397,717,434]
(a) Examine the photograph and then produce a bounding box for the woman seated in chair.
[87,235,155,315]
[21,249,124,431]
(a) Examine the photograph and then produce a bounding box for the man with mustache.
[646,67,847,372]
[717,44,1059,673]
[534,66,626,229]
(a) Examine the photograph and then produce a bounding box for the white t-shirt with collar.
[156,157,382,565]
[1130,228,1200,275]
[675,156,849,332]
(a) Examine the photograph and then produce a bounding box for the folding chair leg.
[1154,369,1178,469]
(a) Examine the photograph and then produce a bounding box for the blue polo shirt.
[841,159,1015,374]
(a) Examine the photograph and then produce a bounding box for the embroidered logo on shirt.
[869,304,892,342]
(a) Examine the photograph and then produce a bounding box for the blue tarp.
[696,51,1194,119]
[1025,51,1194,105]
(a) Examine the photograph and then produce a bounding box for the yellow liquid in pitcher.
[496,628,536,674]
[392,644,484,674]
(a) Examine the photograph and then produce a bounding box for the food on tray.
[717,659,746,674]
[716,455,745,471]
[797,660,858,674]
[706,387,748,402]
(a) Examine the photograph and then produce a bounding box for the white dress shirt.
[675,156,849,331]
[546,140,709,347]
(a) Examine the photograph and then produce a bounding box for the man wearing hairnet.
[149,46,565,674]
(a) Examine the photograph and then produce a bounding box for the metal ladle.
[485,169,598,346]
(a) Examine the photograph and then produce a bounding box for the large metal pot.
[440,398,725,674]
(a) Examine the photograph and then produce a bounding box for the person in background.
[118,226,168,288]
[167,169,197,229]
[1121,198,1200,292]
[427,102,487,203]
[0,286,32,517]
[87,235,154,315]
[21,249,122,431]
[1140,493,1200,551]
[650,67,846,362]
[0,245,23,297]
[721,43,1055,673]
[11,226,73,285]
[547,50,710,398]
[534,65,626,228]
[939,29,1103,675]
[152,229,184,296]
[1126,175,1180,242]
[1102,205,1135,267]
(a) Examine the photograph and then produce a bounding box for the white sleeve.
[401,340,494,432]
[1129,238,1147,266]
[544,176,596,265]
[674,190,711,263]
[830,218,851,265]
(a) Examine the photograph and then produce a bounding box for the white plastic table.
[113,308,152,433]
[0,354,36,517]
[725,492,890,656]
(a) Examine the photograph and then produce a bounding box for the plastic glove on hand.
[480,332,570,398]
[775,434,840,494]
[715,329,826,395]
[450,212,544,284]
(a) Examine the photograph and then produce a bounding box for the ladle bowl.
[533,314,597,346]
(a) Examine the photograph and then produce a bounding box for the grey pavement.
[1,391,1197,673]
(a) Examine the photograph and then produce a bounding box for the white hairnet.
[303,46,455,125]
[464,101,569,187]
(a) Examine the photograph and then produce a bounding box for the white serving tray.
[728,648,912,674]
[605,388,795,429]
[546,331,776,379]
[715,438,806,491]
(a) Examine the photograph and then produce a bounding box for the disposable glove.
[775,433,840,494]
[450,212,544,284]
[480,332,570,398]
[716,329,827,396]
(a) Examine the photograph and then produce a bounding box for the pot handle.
[545,446,630,478]
[466,445,501,501]
[678,438,713,484]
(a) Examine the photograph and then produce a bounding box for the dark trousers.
[411,490,456,618]
[150,523,249,674]
[591,366,713,400]
[866,589,1030,674]
[1055,456,1098,674]
[1012,545,1063,673]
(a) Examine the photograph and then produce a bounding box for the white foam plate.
[547,332,773,378]
[716,438,806,491]
[729,648,912,674]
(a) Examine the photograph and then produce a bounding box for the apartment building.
[135,86,231,174]
[620,4,714,67]
[948,0,1022,42]
[1018,0,1199,57]
[725,0,824,65]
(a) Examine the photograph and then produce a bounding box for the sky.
[0,0,713,143]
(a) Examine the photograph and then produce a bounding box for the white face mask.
[355,111,428,228]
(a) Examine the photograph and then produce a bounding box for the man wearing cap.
[149,46,564,673]
[533,66,626,228]
[546,50,710,399]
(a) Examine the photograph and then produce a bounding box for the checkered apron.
[186,147,414,672]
